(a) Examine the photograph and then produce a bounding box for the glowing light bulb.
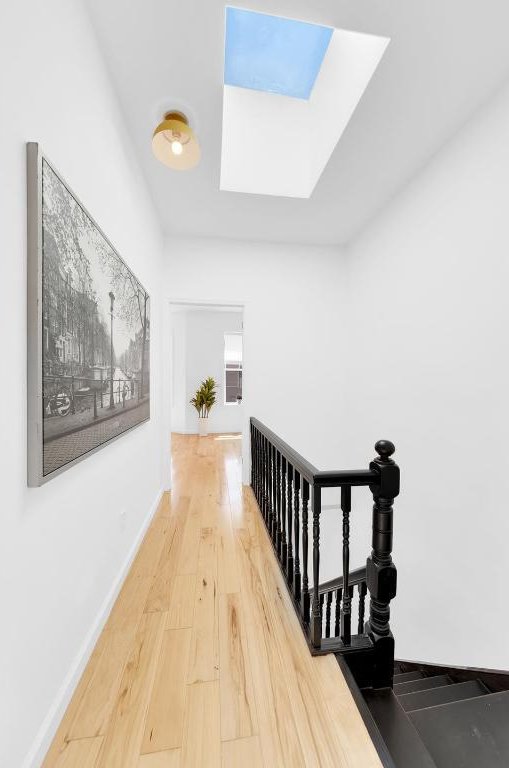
[171,140,183,156]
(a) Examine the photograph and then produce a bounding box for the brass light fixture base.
[163,110,188,125]
[152,110,200,170]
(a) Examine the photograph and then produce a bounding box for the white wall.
[165,239,354,590]
[167,84,509,675]
[171,309,243,434]
[166,80,509,671]
[165,237,347,480]
[4,10,502,761]
[0,1,166,765]
[342,79,509,670]
[170,311,188,433]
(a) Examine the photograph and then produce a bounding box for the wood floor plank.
[141,628,192,754]
[51,736,103,768]
[221,735,263,768]
[165,574,196,630]
[218,593,257,741]
[130,517,172,580]
[187,526,219,684]
[43,494,170,759]
[254,527,340,766]
[42,632,109,765]
[217,519,240,595]
[144,499,189,613]
[315,654,382,768]
[109,573,156,635]
[155,492,172,520]
[175,501,200,575]
[67,625,140,740]
[181,681,221,768]
[96,611,165,768]
[45,434,382,768]
[138,749,181,767]
[235,527,304,767]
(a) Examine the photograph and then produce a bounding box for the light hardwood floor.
[43,434,381,767]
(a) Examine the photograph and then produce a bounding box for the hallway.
[44,434,381,767]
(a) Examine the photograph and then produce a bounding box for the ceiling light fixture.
[152,111,200,170]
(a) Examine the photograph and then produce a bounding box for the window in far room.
[224,332,243,404]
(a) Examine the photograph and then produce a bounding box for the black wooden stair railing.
[318,566,368,640]
[250,417,400,689]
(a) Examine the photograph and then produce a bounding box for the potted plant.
[190,377,217,436]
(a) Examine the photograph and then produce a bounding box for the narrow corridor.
[44,434,380,767]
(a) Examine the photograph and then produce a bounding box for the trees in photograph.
[42,162,111,376]
[97,252,150,398]
[35,154,151,482]
[42,160,149,397]
[118,322,150,384]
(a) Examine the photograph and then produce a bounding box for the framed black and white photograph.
[27,143,150,486]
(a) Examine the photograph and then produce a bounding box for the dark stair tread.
[399,679,489,712]
[394,674,452,696]
[409,690,509,768]
[393,671,425,684]
[364,687,437,768]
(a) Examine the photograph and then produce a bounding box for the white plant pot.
[198,417,208,437]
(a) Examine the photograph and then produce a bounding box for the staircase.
[364,663,509,768]
[249,417,509,768]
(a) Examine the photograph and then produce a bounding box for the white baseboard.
[23,485,164,768]
[172,429,242,435]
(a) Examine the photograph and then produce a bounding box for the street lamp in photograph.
[108,291,115,409]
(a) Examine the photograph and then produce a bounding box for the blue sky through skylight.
[224,7,333,100]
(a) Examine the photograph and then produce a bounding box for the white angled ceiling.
[84,0,509,246]
[221,27,389,198]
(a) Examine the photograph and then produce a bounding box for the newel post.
[310,484,322,648]
[366,440,400,688]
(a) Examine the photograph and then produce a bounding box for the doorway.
[168,301,245,438]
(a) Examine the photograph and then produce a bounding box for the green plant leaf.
[190,376,218,417]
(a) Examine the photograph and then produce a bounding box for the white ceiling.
[221,27,389,198]
[85,0,509,246]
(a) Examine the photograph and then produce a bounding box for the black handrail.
[250,417,400,690]
[250,417,318,483]
[318,566,367,595]
[250,418,378,488]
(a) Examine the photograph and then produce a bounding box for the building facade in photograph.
[29,154,151,481]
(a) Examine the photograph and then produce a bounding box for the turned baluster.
[325,592,333,638]
[341,485,352,644]
[334,587,342,637]
[254,428,260,504]
[250,424,255,491]
[302,479,310,625]
[256,429,261,505]
[267,441,272,529]
[258,430,262,507]
[262,436,268,524]
[276,450,282,556]
[271,445,278,544]
[281,456,287,568]
[264,436,270,527]
[310,484,322,647]
[258,434,262,518]
[268,444,273,540]
[293,469,301,602]
[270,446,276,542]
[286,463,294,585]
[358,581,367,634]
[251,426,257,501]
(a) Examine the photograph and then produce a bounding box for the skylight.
[224,7,333,100]
[221,9,390,198]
